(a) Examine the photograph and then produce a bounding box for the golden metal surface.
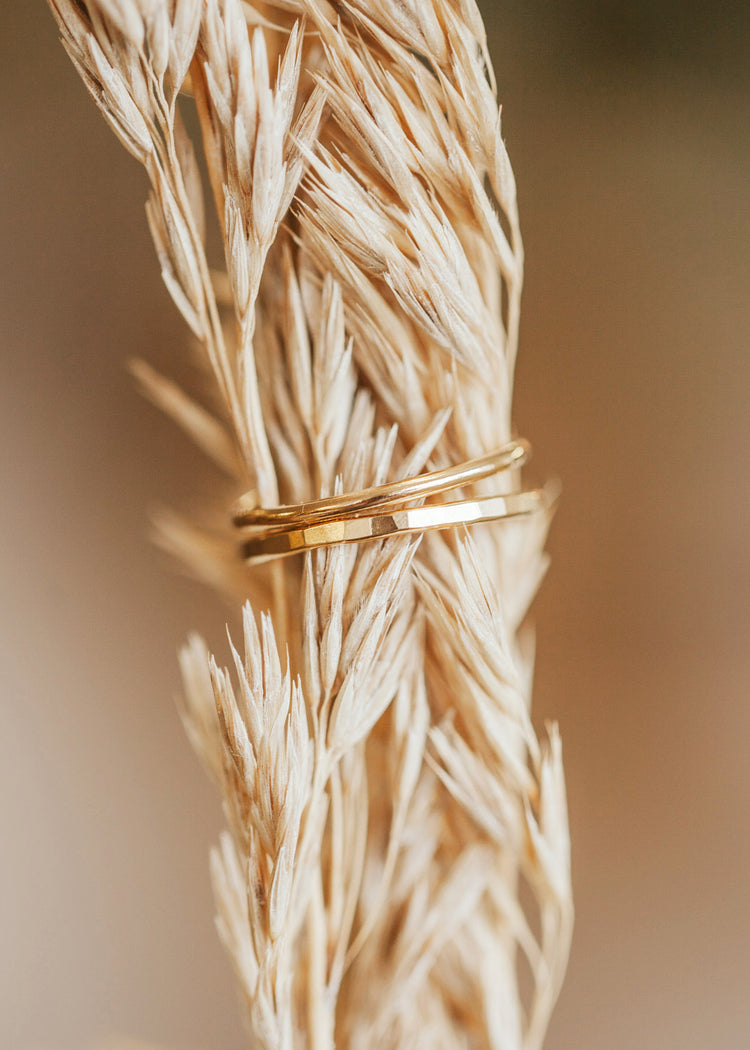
[240,489,545,564]
[232,439,530,528]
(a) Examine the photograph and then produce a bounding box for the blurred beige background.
[2,3,749,1048]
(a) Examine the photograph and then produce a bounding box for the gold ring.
[232,439,529,527]
[240,489,545,564]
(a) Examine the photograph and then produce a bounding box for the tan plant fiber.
[48,1,573,1047]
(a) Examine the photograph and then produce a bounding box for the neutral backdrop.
[2,3,749,1049]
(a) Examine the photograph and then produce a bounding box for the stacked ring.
[233,439,544,564]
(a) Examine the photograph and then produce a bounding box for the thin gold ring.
[232,439,529,528]
[240,489,545,564]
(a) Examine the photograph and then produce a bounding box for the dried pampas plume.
[48,1,573,1047]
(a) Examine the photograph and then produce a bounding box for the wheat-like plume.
[48,1,573,1047]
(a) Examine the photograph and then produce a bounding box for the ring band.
[232,439,529,528]
[240,489,545,564]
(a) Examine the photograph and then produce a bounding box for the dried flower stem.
[49,1,573,1047]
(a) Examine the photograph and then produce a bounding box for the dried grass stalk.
[48,1,573,1047]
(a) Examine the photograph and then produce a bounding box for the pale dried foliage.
[49,1,573,1047]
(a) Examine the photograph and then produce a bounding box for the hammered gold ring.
[239,489,545,564]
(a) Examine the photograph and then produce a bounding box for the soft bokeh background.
[2,3,749,1048]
